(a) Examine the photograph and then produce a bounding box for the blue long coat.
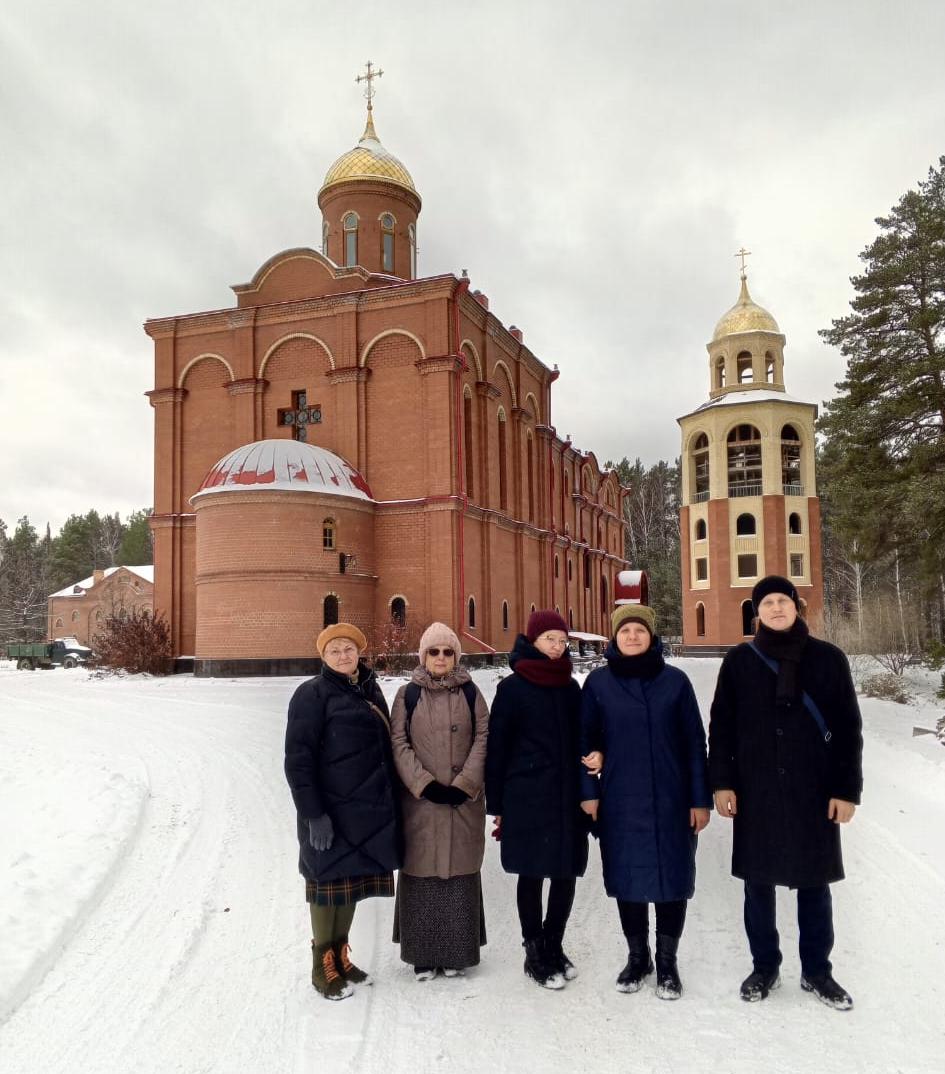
[580,647,711,903]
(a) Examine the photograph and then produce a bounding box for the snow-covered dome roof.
[192,440,373,502]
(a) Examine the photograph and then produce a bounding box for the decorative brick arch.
[460,339,483,380]
[178,353,235,388]
[524,391,541,422]
[258,332,335,377]
[360,329,426,367]
[491,360,517,407]
[686,428,712,452]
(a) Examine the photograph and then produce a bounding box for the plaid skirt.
[305,872,395,907]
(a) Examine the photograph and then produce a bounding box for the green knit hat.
[612,603,656,638]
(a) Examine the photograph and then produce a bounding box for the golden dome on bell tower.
[319,109,419,200]
[712,274,780,341]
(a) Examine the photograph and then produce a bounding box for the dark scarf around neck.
[753,617,809,705]
[605,637,666,680]
[509,634,574,687]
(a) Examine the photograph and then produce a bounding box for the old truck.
[6,638,93,670]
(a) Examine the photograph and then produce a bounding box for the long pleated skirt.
[392,871,486,969]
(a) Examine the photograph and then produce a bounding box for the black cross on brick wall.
[278,389,322,442]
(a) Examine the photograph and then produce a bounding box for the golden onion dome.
[712,276,780,341]
[319,111,417,198]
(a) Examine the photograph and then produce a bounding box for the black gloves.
[308,814,334,851]
[421,781,469,807]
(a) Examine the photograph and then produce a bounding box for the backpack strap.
[748,642,832,743]
[402,680,477,744]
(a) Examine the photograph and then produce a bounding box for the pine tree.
[118,508,153,566]
[819,156,945,643]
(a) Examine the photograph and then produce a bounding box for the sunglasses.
[427,647,455,657]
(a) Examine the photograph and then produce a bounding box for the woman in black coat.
[284,623,401,1001]
[485,610,588,990]
[708,576,863,1011]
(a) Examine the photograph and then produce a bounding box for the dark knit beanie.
[751,575,799,614]
[611,603,656,638]
[526,609,569,642]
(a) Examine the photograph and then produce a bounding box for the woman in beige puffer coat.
[390,622,489,979]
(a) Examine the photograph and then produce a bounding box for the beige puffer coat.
[390,665,489,880]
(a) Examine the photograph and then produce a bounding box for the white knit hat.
[418,622,462,661]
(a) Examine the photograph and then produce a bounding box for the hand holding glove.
[421,781,470,807]
[308,814,334,851]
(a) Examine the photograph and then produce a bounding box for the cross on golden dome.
[356,61,384,112]
[734,246,752,280]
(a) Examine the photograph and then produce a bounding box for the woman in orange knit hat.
[284,622,402,1000]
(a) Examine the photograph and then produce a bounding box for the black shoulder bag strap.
[403,681,477,744]
[748,642,832,743]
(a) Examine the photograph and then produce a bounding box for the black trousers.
[516,876,576,942]
[743,881,834,977]
[617,899,688,941]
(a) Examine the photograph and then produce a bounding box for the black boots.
[801,972,853,1010]
[740,967,781,1002]
[523,937,565,990]
[615,935,654,993]
[654,934,682,1000]
[543,930,578,981]
[616,935,682,998]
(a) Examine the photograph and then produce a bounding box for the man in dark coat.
[709,576,863,1010]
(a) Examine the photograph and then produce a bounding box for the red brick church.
[146,68,629,674]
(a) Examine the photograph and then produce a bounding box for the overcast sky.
[3,0,944,535]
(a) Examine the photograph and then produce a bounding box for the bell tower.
[317,62,421,280]
[677,254,824,648]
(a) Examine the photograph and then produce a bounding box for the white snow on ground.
[0,657,943,1074]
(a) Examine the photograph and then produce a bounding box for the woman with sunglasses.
[390,622,490,979]
[485,610,589,990]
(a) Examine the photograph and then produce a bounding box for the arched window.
[584,551,591,589]
[380,212,395,273]
[765,351,775,383]
[789,512,802,535]
[463,388,474,499]
[502,600,509,631]
[526,433,535,522]
[390,596,406,627]
[741,599,755,637]
[600,575,608,623]
[715,356,726,390]
[727,425,762,495]
[555,604,561,615]
[554,554,560,579]
[322,220,329,257]
[322,518,336,550]
[497,408,508,511]
[694,518,707,541]
[408,223,417,278]
[323,595,339,628]
[696,602,706,638]
[55,617,63,628]
[530,603,537,615]
[468,596,476,629]
[692,433,710,502]
[736,350,753,384]
[736,512,757,536]
[71,610,80,622]
[343,212,358,267]
[781,424,803,494]
[568,607,574,628]
[568,558,573,582]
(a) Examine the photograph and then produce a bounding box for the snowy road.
[1,661,943,1074]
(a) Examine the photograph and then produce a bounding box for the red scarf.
[513,654,574,688]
